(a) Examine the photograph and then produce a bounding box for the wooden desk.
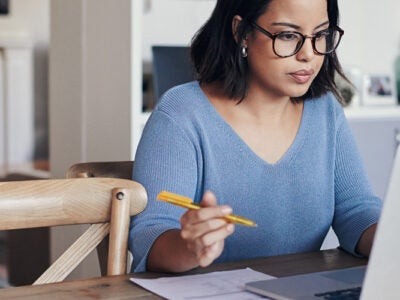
[0,249,367,299]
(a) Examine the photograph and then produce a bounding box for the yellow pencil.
[157,191,257,227]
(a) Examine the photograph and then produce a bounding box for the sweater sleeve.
[128,109,199,273]
[332,112,382,255]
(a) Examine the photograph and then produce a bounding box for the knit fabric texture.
[129,81,382,273]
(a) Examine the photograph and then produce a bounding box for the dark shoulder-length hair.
[190,0,348,103]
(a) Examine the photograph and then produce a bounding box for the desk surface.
[0,249,367,299]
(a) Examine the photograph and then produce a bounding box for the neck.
[201,81,303,125]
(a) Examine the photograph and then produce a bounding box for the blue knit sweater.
[129,81,382,273]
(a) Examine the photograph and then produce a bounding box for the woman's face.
[244,0,328,101]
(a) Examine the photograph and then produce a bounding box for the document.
[130,268,275,299]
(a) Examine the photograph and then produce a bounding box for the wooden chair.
[67,161,134,180]
[0,177,147,285]
[66,161,135,276]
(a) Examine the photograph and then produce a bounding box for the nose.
[295,37,315,61]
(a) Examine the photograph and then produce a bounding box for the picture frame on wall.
[362,74,397,106]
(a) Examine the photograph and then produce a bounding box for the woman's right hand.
[179,190,235,267]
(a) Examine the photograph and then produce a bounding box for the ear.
[232,15,244,44]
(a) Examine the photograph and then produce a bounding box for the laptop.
[245,145,400,300]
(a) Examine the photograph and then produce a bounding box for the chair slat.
[34,223,110,284]
[108,188,131,275]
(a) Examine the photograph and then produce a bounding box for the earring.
[241,46,248,58]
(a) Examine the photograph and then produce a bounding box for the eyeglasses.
[251,22,344,58]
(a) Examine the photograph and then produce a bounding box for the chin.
[289,89,309,99]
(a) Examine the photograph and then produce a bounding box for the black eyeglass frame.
[250,22,344,58]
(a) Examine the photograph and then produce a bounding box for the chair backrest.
[0,177,147,285]
[152,45,195,103]
[66,160,136,276]
[67,161,134,180]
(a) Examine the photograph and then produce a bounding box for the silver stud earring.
[241,46,248,58]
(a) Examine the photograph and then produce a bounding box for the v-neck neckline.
[196,82,309,167]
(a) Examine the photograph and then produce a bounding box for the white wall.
[0,0,49,43]
[0,0,50,161]
[50,0,134,180]
[338,0,400,75]
[141,0,215,63]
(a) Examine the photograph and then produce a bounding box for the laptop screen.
[360,145,400,299]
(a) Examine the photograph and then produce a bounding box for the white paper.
[130,268,275,300]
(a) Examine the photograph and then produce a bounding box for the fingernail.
[221,206,232,214]
[227,224,234,232]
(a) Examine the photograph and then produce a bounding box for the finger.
[182,191,232,225]
[181,217,227,240]
[181,204,231,227]
[196,223,235,248]
[198,243,221,267]
[184,223,235,254]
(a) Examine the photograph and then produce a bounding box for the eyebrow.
[271,20,329,31]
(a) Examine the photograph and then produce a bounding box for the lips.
[289,69,315,84]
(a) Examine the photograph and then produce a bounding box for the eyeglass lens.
[274,29,341,57]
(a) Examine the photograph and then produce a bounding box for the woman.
[129,0,382,273]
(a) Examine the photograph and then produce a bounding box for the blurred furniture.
[152,45,194,102]
[0,248,367,299]
[0,177,147,285]
[0,29,34,172]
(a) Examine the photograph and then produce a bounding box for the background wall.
[141,0,215,62]
[0,0,50,162]
[339,0,400,75]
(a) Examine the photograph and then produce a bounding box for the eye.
[314,29,331,40]
[276,32,300,42]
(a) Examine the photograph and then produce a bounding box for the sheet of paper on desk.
[130,268,275,299]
